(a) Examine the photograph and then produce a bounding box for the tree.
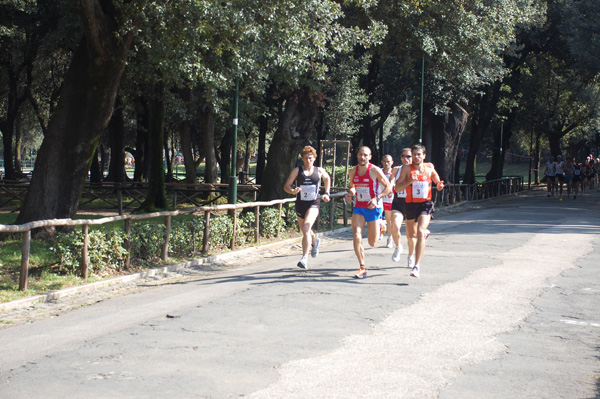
[17,0,137,227]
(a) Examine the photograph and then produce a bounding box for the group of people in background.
[285,144,444,280]
[544,154,598,200]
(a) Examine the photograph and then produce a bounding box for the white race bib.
[356,186,371,202]
[412,181,429,199]
[300,184,318,201]
[396,189,407,199]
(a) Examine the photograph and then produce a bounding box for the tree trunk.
[258,88,320,201]
[463,83,501,184]
[486,116,514,181]
[201,102,218,184]
[177,87,197,184]
[133,97,149,182]
[220,126,232,183]
[256,114,268,184]
[17,1,135,227]
[427,103,469,184]
[139,83,167,211]
[105,95,127,183]
[89,147,101,183]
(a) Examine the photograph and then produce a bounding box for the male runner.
[544,156,555,197]
[344,146,392,279]
[380,154,395,248]
[283,145,331,269]
[388,147,413,263]
[395,144,444,278]
[554,155,565,200]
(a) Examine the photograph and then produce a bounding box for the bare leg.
[298,207,319,258]
[414,214,432,266]
[352,213,366,266]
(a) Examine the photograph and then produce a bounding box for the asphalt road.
[1,189,599,398]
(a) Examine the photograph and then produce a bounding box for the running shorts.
[353,206,383,222]
[405,200,435,221]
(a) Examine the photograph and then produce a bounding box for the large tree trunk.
[201,102,218,183]
[139,83,167,211]
[16,0,135,226]
[426,103,469,184]
[258,88,320,201]
[0,66,26,181]
[177,87,197,184]
[486,115,514,181]
[132,97,149,182]
[105,95,127,183]
[464,83,501,184]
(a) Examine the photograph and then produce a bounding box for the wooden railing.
[0,192,348,291]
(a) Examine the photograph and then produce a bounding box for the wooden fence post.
[81,224,89,280]
[276,203,282,238]
[203,211,211,254]
[19,230,31,291]
[231,210,237,250]
[255,206,260,243]
[124,219,131,270]
[162,215,171,262]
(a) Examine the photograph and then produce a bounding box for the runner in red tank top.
[395,144,444,278]
[344,146,392,279]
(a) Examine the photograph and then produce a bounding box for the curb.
[0,226,353,313]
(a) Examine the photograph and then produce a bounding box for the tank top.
[573,164,581,176]
[395,166,407,199]
[352,163,379,209]
[555,161,564,175]
[295,166,320,202]
[380,170,394,205]
[406,164,433,203]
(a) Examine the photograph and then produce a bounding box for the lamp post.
[228,77,239,204]
[419,56,424,143]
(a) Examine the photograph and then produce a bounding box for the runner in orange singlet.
[395,144,444,278]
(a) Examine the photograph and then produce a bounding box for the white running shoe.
[425,229,431,241]
[410,265,420,278]
[297,256,308,269]
[408,255,415,269]
[392,245,402,262]
[311,238,320,258]
[386,236,393,248]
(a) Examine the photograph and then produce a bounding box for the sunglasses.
[402,155,412,158]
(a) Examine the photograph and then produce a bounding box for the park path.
[1,189,599,398]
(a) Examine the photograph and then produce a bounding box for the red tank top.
[352,163,377,208]
[406,164,433,203]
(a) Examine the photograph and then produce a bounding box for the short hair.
[301,145,317,158]
[381,154,393,161]
[412,143,426,154]
[401,147,412,154]
[357,145,371,155]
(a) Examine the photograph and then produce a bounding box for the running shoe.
[380,221,387,235]
[425,229,431,242]
[311,237,321,258]
[297,256,308,269]
[392,245,403,262]
[386,236,393,248]
[354,266,368,279]
[410,265,420,278]
[408,254,415,269]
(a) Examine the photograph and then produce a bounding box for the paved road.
[1,190,599,398]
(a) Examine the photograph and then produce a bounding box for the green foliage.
[129,223,165,264]
[51,228,128,276]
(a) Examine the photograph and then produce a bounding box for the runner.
[563,156,574,198]
[572,158,582,199]
[395,144,444,278]
[379,154,395,248]
[389,148,413,264]
[283,145,331,270]
[344,146,392,279]
[554,155,565,200]
[544,156,555,198]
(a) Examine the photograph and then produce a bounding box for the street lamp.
[228,76,240,204]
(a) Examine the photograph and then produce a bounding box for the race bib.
[381,193,393,204]
[356,186,371,202]
[396,189,407,199]
[300,184,318,201]
[412,180,429,199]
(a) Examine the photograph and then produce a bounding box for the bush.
[51,228,128,276]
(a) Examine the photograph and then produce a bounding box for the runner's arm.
[283,168,300,195]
